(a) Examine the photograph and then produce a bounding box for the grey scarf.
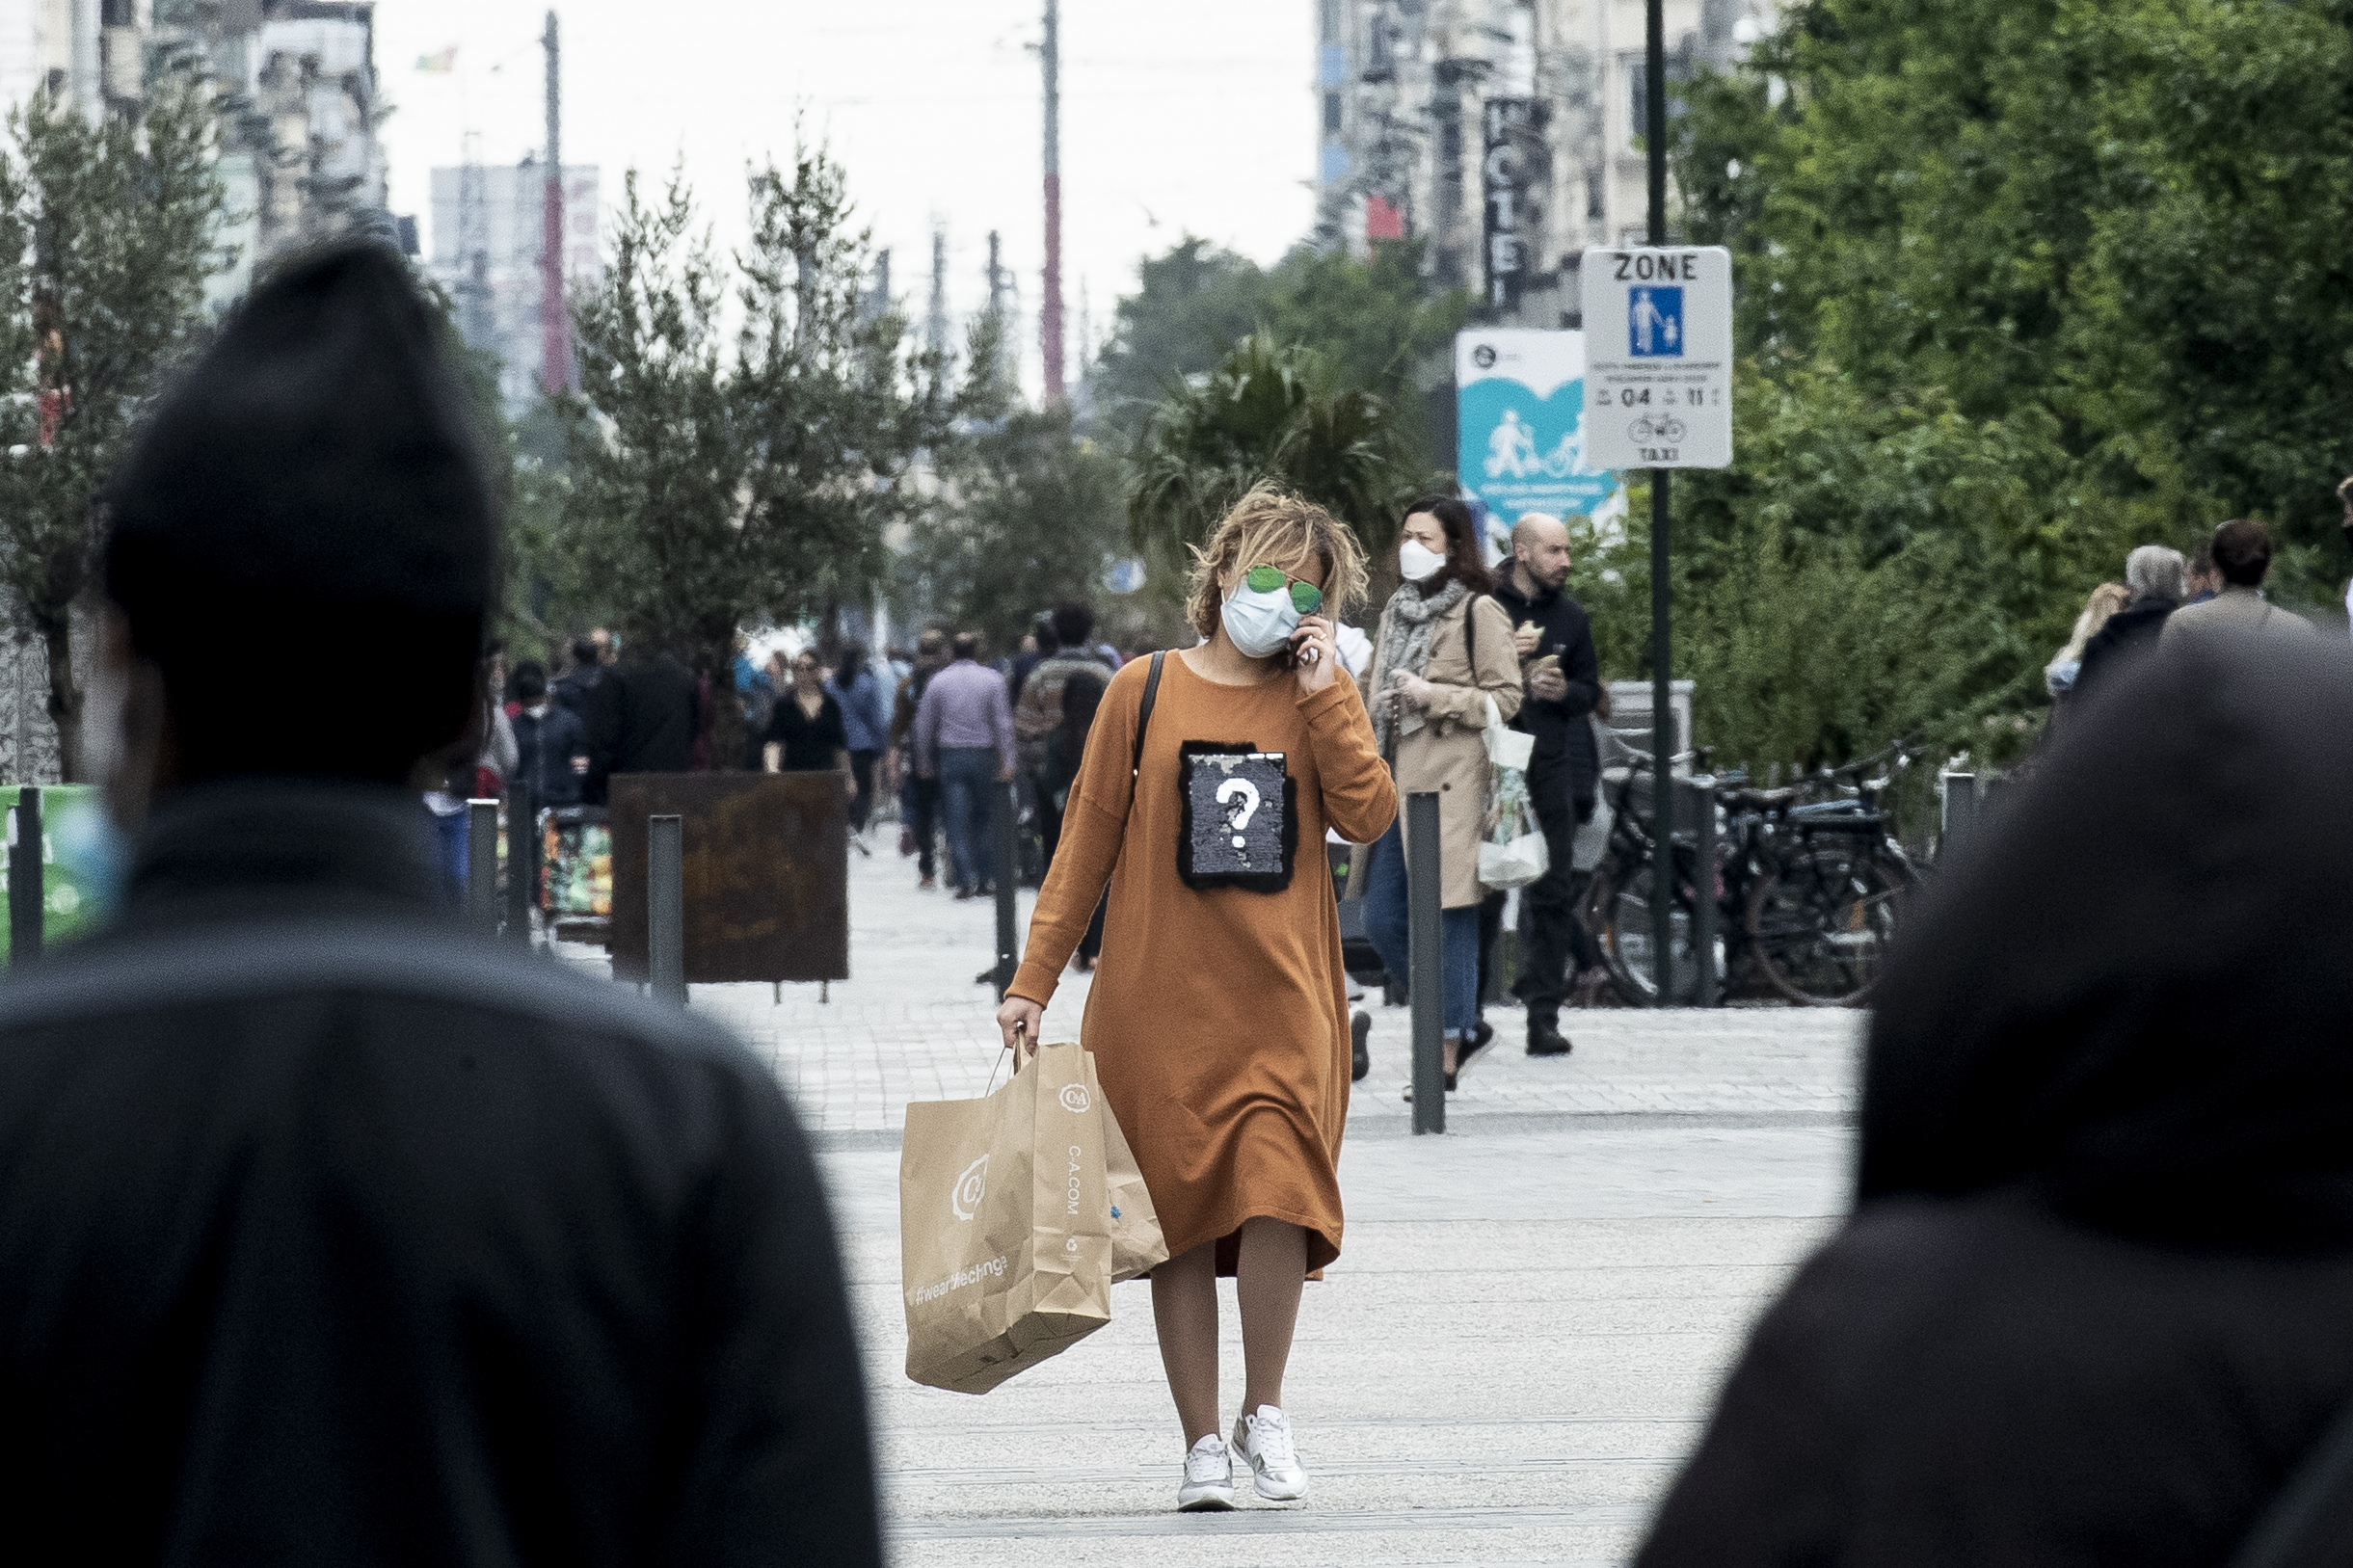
[1371,577,1467,757]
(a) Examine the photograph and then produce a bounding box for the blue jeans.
[1362,820,1481,1035]
[935,748,999,890]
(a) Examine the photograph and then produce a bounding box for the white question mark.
[1217,779,1261,848]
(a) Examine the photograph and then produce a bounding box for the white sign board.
[1580,246,1733,469]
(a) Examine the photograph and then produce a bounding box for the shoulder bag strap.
[1130,651,1165,781]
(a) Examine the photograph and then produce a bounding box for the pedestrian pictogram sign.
[1582,246,1732,469]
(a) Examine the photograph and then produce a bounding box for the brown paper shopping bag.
[900,1039,1116,1394]
[1090,1049,1169,1284]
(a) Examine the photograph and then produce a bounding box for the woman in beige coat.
[1355,495,1522,1090]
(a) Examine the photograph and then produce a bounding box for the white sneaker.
[1177,1433,1236,1511]
[1231,1404,1308,1502]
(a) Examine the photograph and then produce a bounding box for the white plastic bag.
[1479,697,1548,890]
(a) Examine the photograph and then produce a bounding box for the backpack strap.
[1130,651,1165,781]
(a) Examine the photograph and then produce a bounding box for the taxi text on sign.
[1580,246,1733,470]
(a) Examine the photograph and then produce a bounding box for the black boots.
[1527,1017,1573,1057]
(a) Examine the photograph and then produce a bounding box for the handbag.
[1479,694,1548,890]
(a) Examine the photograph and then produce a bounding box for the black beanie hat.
[104,241,497,784]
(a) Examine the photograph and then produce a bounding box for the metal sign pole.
[1406,791,1445,1134]
[648,813,685,1005]
[466,798,499,934]
[1644,0,1675,1006]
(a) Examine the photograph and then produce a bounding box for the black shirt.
[766,690,848,771]
[1489,569,1602,793]
[0,784,880,1565]
[584,653,700,804]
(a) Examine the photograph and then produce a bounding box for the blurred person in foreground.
[0,245,879,1564]
[2072,544,2184,701]
[1638,627,2353,1568]
[2164,518,2313,644]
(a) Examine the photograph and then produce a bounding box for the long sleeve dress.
[1007,651,1397,1277]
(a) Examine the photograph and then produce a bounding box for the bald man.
[1485,512,1603,1057]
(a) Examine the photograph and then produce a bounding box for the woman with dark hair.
[1353,494,1521,1091]
[1638,632,2353,1568]
[763,650,857,814]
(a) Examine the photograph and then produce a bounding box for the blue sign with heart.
[1457,374,1618,526]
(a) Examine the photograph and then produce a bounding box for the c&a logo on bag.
[951,1155,990,1221]
[1058,1084,1091,1114]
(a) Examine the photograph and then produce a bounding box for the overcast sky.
[373,1,1317,394]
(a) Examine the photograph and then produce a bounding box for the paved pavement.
[644,837,1866,1566]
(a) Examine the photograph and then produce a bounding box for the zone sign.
[1581,246,1733,470]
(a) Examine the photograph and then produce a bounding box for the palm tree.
[1127,330,1425,570]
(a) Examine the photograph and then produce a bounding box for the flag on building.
[415,46,458,73]
[1365,195,1404,242]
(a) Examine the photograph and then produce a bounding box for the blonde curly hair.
[1184,484,1371,643]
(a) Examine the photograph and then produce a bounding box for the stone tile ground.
[589,837,1865,1565]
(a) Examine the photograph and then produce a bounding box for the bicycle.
[1581,745,1918,1007]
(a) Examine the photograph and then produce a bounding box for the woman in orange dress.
[995,486,1396,1512]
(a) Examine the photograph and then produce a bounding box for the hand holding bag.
[1479,694,1549,890]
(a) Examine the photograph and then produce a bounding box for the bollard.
[1406,790,1444,1134]
[504,783,535,946]
[991,780,1018,998]
[466,799,499,933]
[648,813,685,1005]
[1941,771,1978,858]
[7,785,41,966]
[1682,777,1721,1007]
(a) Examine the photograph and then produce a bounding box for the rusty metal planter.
[607,772,848,985]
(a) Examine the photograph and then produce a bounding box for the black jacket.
[2072,592,2177,703]
[513,701,588,808]
[0,784,880,1565]
[550,663,602,719]
[1641,633,2353,1568]
[584,652,700,804]
[1489,571,1601,803]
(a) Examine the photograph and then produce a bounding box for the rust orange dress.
[1008,651,1397,1276]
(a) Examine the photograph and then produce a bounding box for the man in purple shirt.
[914,631,1017,897]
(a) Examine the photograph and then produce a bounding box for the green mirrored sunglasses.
[1245,564,1323,615]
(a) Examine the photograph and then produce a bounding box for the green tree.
[896,398,1129,654]
[0,81,225,781]
[1127,329,1429,573]
[1092,237,1271,445]
[1641,0,2353,776]
[558,146,956,768]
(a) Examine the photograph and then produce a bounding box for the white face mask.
[1220,580,1300,659]
[1399,537,1447,583]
